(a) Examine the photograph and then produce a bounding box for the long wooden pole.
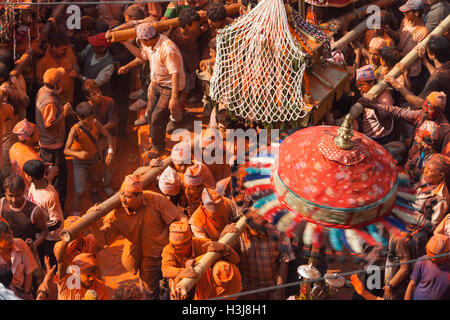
[108,3,241,43]
[60,157,173,243]
[348,14,450,120]
[174,215,248,298]
[331,17,368,50]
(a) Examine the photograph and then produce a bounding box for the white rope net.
[210,0,309,124]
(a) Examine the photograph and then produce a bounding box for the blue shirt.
[410,257,450,300]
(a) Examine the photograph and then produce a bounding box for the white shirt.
[28,183,64,241]
[141,34,186,91]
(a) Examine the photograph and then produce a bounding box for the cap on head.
[399,0,424,12]
[424,91,447,112]
[136,23,157,40]
[426,234,449,257]
[88,33,110,47]
[169,221,192,245]
[13,119,35,141]
[43,67,65,86]
[356,65,376,82]
[158,166,181,196]
[73,253,97,271]
[202,187,222,206]
[184,164,204,187]
[369,37,388,51]
[121,174,143,193]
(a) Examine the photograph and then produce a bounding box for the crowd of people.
[0,0,449,301]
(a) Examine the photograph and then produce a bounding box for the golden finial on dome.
[334,113,354,150]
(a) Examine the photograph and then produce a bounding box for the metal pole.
[60,156,173,243]
[348,14,450,120]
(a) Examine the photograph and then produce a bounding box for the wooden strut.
[108,3,241,43]
[60,157,173,243]
[348,14,450,122]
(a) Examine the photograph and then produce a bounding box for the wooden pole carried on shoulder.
[60,157,173,243]
[108,3,241,43]
[348,14,450,121]
[174,215,248,298]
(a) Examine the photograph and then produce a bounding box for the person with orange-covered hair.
[194,260,242,300]
[189,188,236,241]
[90,174,188,300]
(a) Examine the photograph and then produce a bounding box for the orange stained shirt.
[36,46,77,103]
[70,120,100,160]
[9,142,42,194]
[93,191,182,265]
[189,199,233,241]
[0,103,14,169]
[160,237,210,279]
[54,273,109,300]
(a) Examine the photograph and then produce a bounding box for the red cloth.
[275,126,397,209]
[88,33,110,47]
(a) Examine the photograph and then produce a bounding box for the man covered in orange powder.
[189,188,237,241]
[37,216,98,300]
[90,174,188,300]
[183,164,212,217]
[54,251,109,300]
[161,221,239,300]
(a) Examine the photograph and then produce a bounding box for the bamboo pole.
[331,17,368,50]
[174,215,248,298]
[109,3,241,43]
[348,14,450,120]
[60,157,173,243]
